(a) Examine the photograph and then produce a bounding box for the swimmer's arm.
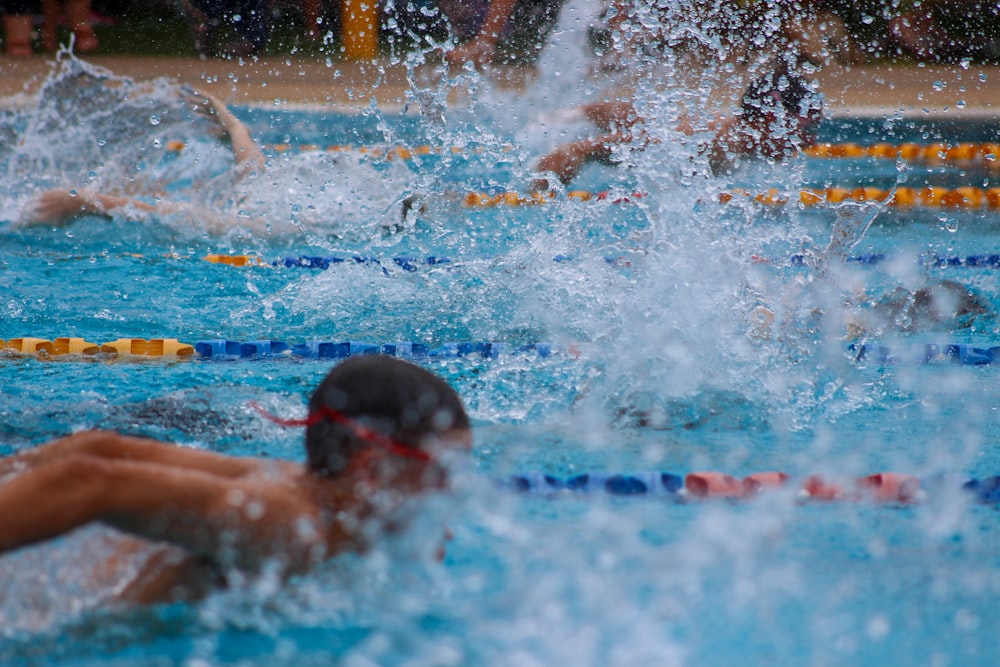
[0,430,267,480]
[582,100,643,132]
[535,133,623,186]
[19,189,164,226]
[188,90,265,174]
[0,457,326,570]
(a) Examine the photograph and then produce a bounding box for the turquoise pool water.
[2,59,1000,665]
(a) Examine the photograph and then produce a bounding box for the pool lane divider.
[804,141,1000,165]
[849,341,1000,366]
[0,338,578,361]
[170,140,999,168]
[2,337,999,366]
[167,142,518,159]
[458,187,1000,210]
[502,470,1000,504]
[201,252,1000,272]
[202,254,634,271]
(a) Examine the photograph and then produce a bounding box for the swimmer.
[19,87,264,230]
[846,279,994,337]
[0,355,471,605]
[746,200,995,341]
[535,55,824,185]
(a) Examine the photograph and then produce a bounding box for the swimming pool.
[2,56,1000,665]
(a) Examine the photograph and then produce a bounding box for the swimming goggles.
[249,401,433,462]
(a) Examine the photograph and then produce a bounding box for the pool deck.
[0,54,998,118]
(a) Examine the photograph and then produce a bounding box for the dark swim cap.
[740,60,823,124]
[305,355,469,476]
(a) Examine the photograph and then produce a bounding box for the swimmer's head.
[739,60,823,144]
[305,355,470,479]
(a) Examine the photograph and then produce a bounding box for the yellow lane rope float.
[1,338,194,358]
[166,139,997,166]
[724,186,1000,210]
[804,141,1000,166]
[459,187,1000,210]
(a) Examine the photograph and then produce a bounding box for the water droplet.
[980,72,988,83]
[932,81,945,91]
[149,114,161,126]
[153,138,162,148]
[957,100,966,109]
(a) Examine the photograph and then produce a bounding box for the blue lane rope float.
[204,253,1000,272]
[500,470,1000,504]
[203,254,632,272]
[850,342,1000,366]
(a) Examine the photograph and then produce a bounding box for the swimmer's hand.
[534,135,619,186]
[180,87,265,173]
[19,190,157,226]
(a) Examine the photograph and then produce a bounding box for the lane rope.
[804,141,1000,165]
[501,470,1000,504]
[3,337,999,366]
[460,187,1000,210]
[199,252,1000,272]
[0,338,578,360]
[169,140,1000,168]
[850,341,1000,366]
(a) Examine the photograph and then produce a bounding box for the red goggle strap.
[249,401,432,462]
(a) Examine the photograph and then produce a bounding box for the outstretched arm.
[0,458,317,570]
[535,132,626,186]
[0,430,265,479]
[18,189,161,227]
[0,439,323,571]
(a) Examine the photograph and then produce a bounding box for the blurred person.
[183,0,270,58]
[2,0,40,57]
[442,0,567,70]
[534,54,824,184]
[40,0,98,52]
[889,0,1000,63]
